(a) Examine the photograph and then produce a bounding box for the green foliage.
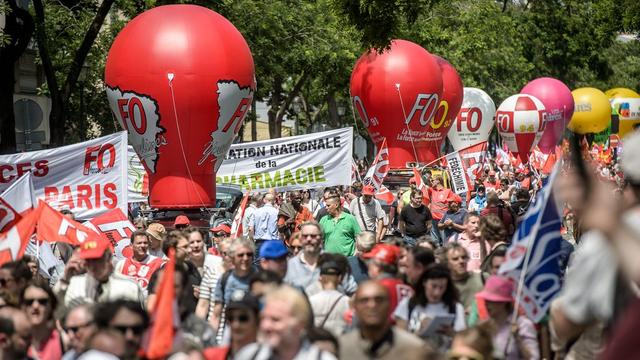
[329,0,435,50]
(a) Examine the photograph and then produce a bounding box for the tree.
[0,0,34,153]
[33,0,117,146]
[218,0,361,138]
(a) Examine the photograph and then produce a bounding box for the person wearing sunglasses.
[20,279,62,360]
[62,304,96,360]
[287,232,303,257]
[94,300,149,360]
[210,237,256,337]
[204,293,260,359]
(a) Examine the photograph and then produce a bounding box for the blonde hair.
[264,285,311,329]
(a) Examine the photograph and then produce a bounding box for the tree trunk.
[326,93,338,127]
[33,0,116,146]
[0,0,34,154]
[251,97,257,141]
[268,78,282,139]
[274,71,308,138]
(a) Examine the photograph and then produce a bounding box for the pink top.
[451,232,491,272]
[29,328,63,360]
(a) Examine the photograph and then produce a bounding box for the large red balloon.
[350,40,444,169]
[432,55,463,155]
[105,5,255,209]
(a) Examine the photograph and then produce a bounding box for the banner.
[217,128,353,191]
[445,151,468,196]
[127,146,149,203]
[499,165,562,322]
[0,132,128,220]
[363,138,389,191]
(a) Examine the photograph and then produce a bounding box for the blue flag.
[499,166,563,322]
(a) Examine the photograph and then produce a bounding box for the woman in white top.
[393,263,466,350]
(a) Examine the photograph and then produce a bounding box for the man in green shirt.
[319,196,361,256]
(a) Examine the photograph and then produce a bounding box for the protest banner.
[127,146,149,203]
[0,132,128,220]
[217,128,353,191]
[83,208,136,248]
[445,151,468,196]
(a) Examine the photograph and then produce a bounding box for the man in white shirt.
[242,195,260,238]
[114,231,164,294]
[64,237,144,308]
[349,185,386,242]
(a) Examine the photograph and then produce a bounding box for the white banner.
[445,151,468,196]
[127,146,148,203]
[0,132,129,220]
[217,128,353,191]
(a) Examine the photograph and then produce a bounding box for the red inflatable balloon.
[350,40,444,169]
[432,55,463,154]
[105,5,255,209]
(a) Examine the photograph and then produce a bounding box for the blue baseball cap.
[259,240,289,259]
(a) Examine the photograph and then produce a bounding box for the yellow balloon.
[605,87,640,99]
[568,87,611,134]
[606,88,640,138]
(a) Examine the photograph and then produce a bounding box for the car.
[138,184,244,233]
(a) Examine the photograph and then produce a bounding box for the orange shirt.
[277,206,313,232]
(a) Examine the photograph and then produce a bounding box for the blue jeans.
[431,219,443,246]
[403,235,417,248]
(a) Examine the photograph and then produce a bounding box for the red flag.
[363,138,389,191]
[362,138,389,190]
[146,248,177,358]
[83,208,136,248]
[375,185,396,204]
[0,198,22,233]
[0,204,42,266]
[36,201,101,246]
[541,153,557,175]
[412,168,430,204]
[230,192,250,238]
[458,141,488,184]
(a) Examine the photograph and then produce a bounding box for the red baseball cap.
[79,237,111,260]
[211,224,231,234]
[362,185,376,196]
[174,215,190,226]
[363,244,401,266]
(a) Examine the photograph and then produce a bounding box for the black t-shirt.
[399,204,432,237]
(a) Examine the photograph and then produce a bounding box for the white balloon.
[447,87,496,151]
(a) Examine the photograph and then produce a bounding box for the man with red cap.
[364,243,413,318]
[209,223,231,256]
[349,184,386,243]
[174,214,190,230]
[64,237,143,308]
[438,193,467,243]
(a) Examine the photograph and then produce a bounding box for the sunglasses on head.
[24,298,49,306]
[111,324,146,336]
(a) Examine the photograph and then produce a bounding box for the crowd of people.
[0,134,638,360]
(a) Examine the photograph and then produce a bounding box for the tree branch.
[32,0,60,104]
[276,71,308,122]
[61,0,116,101]
[3,0,35,60]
